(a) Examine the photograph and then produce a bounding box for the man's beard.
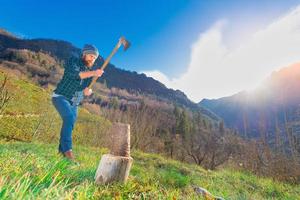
[83,59,94,67]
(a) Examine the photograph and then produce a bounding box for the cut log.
[95,122,133,185]
[95,154,133,184]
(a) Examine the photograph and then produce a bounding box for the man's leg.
[51,96,78,154]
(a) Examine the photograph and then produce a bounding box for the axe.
[88,36,130,89]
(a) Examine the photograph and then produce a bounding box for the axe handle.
[88,41,121,89]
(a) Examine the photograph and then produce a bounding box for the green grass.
[0,141,299,200]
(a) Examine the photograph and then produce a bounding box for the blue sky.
[1,0,300,101]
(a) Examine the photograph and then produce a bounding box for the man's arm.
[63,57,103,80]
[79,69,104,79]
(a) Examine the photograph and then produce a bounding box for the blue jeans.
[51,96,78,153]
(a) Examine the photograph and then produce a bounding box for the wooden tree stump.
[94,154,133,184]
[95,123,133,184]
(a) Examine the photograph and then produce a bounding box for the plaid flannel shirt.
[54,56,93,103]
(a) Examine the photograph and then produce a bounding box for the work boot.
[62,150,80,166]
[63,150,75,160]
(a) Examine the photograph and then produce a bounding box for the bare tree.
[0,74,11,114]
[180,112,235,170]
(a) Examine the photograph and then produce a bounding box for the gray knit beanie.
[82,44,99,57]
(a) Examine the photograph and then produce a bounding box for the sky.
[1,0,300,102]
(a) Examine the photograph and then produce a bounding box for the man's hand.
[83,87,93,96]
[93,69,104,77]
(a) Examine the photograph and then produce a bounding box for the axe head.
[119,36,131,51]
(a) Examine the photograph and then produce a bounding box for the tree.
[109,97,119,110]
[219,120,225,135]
[178,109,191,138]
[0,74,11,114]
[173,105,181,133]
[103,79,108,88]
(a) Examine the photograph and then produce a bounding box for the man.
[52,44,103,161]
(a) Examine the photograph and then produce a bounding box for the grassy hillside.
[0,141,299,200]
[1,63,299,200]
[0,69,110,146]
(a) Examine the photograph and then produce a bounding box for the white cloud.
[143,5,300,102]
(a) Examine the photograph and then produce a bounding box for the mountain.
[0,28,218,121]
[199,63,300,146]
